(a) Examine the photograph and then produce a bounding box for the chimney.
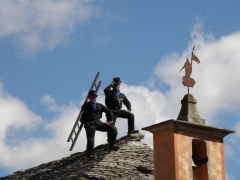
[142,94,235,180]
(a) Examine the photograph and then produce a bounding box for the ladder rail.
[69,122,83,151]
[67,72,101,151]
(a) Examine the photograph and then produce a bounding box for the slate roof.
[1,133,154,180]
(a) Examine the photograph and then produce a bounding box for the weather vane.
[179,45,200,94]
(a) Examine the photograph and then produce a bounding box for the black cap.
[113,77,122,85]
[88,90,98,97]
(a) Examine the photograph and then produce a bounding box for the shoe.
[86,154,95,159]
[127,130,139,135]
[109,144,119,151]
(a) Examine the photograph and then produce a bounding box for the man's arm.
[80,102,87,122]
[102,105,114,119]
[104,84,113,95]
[122,94,131,111]
[100,103,114,123]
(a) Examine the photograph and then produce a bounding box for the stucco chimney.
[142,94,234,180]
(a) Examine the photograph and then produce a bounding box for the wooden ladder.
[67,72,101,151]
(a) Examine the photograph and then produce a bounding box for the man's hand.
[106,121,113,125]
[125,110,131,113]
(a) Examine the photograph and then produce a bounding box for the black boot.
[127,130,139,135]
[86,152,95,159]
[109,144,119,151]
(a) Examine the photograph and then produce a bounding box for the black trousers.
[107,110,135,133]
[84,120,118,155]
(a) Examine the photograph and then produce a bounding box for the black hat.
[113,77,122,85]
[88,90,98,97]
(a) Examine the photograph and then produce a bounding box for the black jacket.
[104,84,131,111]
[81,101,113,124]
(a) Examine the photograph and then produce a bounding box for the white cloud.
[225,144,235,158]
[0,0,100,56]
[227,174,236,180]
[235,122,240,138]
[154,22,240,125]
[0,83,42,142]
[41,94,67,112]
[1,22,240,178]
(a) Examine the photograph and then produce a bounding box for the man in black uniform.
[104,77,139,135]
[81,90,119,158]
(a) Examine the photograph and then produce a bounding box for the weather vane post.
[177,45,205,125]
[178,45,200,94]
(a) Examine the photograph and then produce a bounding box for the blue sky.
[0,0,240,178]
